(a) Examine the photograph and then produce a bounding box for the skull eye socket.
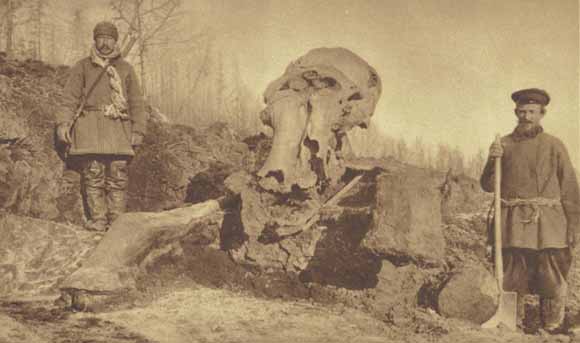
[347,92,362,101]
[368,71,379,88]
[265,170,284,183]
[302,70,319,80]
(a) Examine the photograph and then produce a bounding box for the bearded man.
[55,21,146,231]
[480,88,580,333]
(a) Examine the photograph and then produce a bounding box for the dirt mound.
[0,312,46,343]
[59,156,497,328]
[7,55,573,339]
[0,214,99,298]
[117,160,477,327]
[0,58,78,223]
[128,121,251,212]
[0,56,252,225]
[0,299,154,343]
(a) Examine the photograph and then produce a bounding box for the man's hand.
[489,140,504,158]
[56,122,72,145]
[486,244,493,262]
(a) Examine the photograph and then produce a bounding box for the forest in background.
[0,0,488,179]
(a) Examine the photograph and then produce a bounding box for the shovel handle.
[493,134,504,289]
[482,135,518,331]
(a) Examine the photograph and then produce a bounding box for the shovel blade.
[481,291,518,330]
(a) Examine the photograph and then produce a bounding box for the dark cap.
[511,88,550,106]
[93,21,119,41]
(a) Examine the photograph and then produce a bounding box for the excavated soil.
[3,287,580,343]
[3,58,580,342]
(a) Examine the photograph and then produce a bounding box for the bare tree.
[411,136,426,167]
[436,144,449,171]
[110,0,183,95]
[63,8,87,63]
[467,148,486,179]
[425,146,434,169]
[396,138,408,162]
[1,0,21,58]
[0,0,59,60]
[447,147,465,175]
[31,0,42,59]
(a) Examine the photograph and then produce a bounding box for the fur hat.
[93,21,119,41]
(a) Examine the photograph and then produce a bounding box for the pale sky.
[82,0,579,166]
[185,0,580,166]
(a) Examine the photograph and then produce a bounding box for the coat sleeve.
[480,156,495,193]
[480,136,507,193]
[557,142,580,235]
[56,60,84,126]
[126,64,147,136]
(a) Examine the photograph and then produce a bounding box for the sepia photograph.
[0,0,579,342]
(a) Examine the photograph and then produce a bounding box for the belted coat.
[56,56,146,156]
[480,132,580,249]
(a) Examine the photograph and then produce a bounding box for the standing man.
[481,88,580,333]
[56,21,146,231]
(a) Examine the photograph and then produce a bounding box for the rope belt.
[501,197,561,224]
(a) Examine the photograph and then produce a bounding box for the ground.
[1,159,579,342]
[1,285,579,343]
[2,57,580,343]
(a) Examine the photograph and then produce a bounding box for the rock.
[60,200,223,293]
[227,175,325,271]
[0,213,97,298]
[362,168,445,263]
[437,263,499,324]
[0,313,46,343]
[0,111,27,142]
[364,260,427,325]
[234,239,289,270]
[280,228,324,272]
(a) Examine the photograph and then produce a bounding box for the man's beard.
[512,122,543,140]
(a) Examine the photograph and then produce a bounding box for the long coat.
[57,56,146,156]
[480,132,580,249]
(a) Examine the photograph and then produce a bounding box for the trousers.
[80,155,130,224]
[503,247,572,329]
[503,247,572,298]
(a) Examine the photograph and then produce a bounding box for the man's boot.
[517,293,526,329]
[83,159,108,232]
[540,296,566,333]
[106,159,129,225]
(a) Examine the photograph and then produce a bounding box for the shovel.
[259,173,365,243]
[482,134,518,330]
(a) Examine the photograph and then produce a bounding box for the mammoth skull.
[258,47,382,193]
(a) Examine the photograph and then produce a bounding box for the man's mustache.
[97,42,115,49]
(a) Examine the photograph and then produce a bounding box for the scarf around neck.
[90,45,129,120]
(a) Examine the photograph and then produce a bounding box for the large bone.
[258,48,382,194]
[60,200,223,293]
[303,90,345,189]
[258,93,317,192]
